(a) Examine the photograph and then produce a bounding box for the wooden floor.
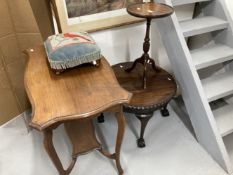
[0,106,227,175]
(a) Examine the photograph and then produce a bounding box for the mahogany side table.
[24,46,132,175]
[113,62,177,148]
[126,2,174,89]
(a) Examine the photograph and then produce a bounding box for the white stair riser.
[172,0,210,6]
[180,17,228,37]
[214,105,233,137]
[191,45,233,70]
[202,72,233,102]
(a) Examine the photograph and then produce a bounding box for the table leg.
[98,106,125,175]
[136,113,153,148]
[160,104,170,117]
[43,129,77,175]
[114,108,126,175]
[97,113,105,123]
[143,58,148,89]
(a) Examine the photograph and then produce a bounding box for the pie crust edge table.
[112,62,177,148]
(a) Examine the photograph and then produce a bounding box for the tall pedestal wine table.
[114,2,176,148]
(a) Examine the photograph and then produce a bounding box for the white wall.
[92,22,145,65]
[226,0,233,17]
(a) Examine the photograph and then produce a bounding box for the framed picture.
[52,0,145,33]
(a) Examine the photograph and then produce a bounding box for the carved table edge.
[125,93,176,110]
[24,47,132,131]
[28,99,132,131]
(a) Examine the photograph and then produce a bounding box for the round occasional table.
[125,2,174,89]
[112,62,177,148]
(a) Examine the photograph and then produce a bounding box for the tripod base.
[125,56,160,89]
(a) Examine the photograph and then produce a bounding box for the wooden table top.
[24,46,131,131]
[112,62,177,108]
[127,2,174,19]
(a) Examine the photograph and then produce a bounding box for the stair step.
[213,104,233,137]
[202,72,233,102]
[180,16,228,37]
[172,0,210,6]
[191,44,233,70]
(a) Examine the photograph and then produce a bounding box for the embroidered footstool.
[44,32,101,72]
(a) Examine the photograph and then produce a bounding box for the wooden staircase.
[156,0,233,173]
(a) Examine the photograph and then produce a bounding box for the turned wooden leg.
[114,107,126,175]
[160,104,170,117]
[136,113,153,148]
[97,113,105,123]
[43,129,77,175]
[143,59,148,89]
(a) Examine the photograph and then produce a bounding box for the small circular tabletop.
[112,62,177,112]
[127,2,174,19]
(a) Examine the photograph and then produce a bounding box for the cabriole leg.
[136,113,153,148]
[43,129,76,175]
[114,107,126,175]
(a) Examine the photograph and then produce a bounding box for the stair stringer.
[155,0,232,172]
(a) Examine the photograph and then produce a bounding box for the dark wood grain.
[24,46,131,131]
[113,62,176,107]
[127,2,174,19]
[113,62,177,147]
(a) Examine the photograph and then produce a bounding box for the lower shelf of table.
[64,119,101,157]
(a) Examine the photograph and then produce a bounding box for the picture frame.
[51,0,145,33]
